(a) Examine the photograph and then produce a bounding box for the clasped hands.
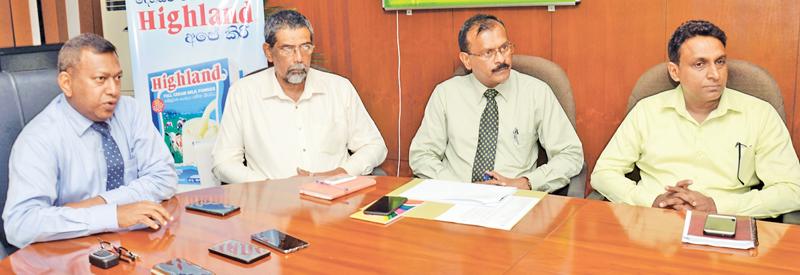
[652,179,717,213]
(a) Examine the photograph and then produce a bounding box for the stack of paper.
[396,179,543,230]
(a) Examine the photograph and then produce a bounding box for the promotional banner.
[126,0,266,192]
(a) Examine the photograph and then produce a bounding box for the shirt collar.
[261,67,326,101]
[664,85,742,121]
[468,70,514,103]
[58,94,110,137]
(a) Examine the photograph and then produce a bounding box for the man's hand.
[118,201,172,229]
[653,179,694,211]
[296,167,348,177]
[479,171,531,190]
[665,180,717,213]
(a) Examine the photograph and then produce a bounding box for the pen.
[513,128,519,145]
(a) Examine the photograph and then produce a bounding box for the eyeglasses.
[275,43,315,56]
[735,142,748,185]
[467,42,514,60]
[98,238,140,263]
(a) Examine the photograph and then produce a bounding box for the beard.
[285,63,308,84]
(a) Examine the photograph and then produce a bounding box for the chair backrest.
[0,69,61,257]
[454,55,578,129]
[627,59,785,121]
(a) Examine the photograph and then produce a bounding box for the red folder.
[681,210,758,250]
[299,176,376,200]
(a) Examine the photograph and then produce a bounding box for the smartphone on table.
[208,239,271,264]
[363,196,407,216]
[186,202,240,216]
[703,214,737,238]
[251,229,310,254]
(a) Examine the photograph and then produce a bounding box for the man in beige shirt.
[409,14,583,192]
[212,10,387,184]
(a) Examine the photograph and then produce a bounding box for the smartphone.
[208,239,270,264]
[152,258,214,275]
[186,202,240,216]
[363,196,407,216]
[703,214,737,238]
[251,229,309,254]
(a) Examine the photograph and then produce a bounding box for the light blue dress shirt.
[3,94,177,248]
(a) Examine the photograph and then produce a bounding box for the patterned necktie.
[91,122,125,191]
[471,89,499,182]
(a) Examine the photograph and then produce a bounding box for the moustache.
[287,64,308,74]
[492,63,510,73]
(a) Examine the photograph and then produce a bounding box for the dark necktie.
[471,89,499,182]
[91,122,125,191]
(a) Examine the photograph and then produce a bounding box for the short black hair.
[458,14,505,53]
[668,20,727,63]
[264,9,314,47]
[57,33,116,72]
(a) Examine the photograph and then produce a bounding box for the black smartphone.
[251,229,310,254]
[363,196,407,216]
[186,202,240,216]
[208,239,270,264]
[152,258,214,275]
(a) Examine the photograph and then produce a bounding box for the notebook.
[681,210,758,250]
[299,175,376,200]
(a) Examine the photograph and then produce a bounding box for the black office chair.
[454,55,587,198]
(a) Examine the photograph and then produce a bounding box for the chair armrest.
[370,167,388,176]
[782,210,800,225]
[566,162,588,198]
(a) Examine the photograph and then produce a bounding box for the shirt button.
[302,149,306,152]
[295,106,298,109]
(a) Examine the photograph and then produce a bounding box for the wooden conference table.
[0,176,798,274]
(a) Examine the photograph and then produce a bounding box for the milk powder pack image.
[148,58,233,189]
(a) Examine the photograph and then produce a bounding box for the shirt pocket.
[735,143,756,185]
[319,115,348,155]
[510,129,537,165]
[123,155,139,184]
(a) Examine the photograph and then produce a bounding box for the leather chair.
[0,69,62,258]
[454,54,587,198]
[589,59,800,224]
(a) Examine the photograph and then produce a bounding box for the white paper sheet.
[398,179,517,206]
[434,195,540,230]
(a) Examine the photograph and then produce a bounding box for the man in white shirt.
[212,10,387,184]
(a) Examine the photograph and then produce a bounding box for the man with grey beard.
[212,10,387,184]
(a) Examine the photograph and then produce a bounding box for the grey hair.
[264,10,314,47]
[57,33,117,72]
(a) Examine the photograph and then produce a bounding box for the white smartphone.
[703,214,737,238]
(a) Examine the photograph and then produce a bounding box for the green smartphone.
[703,214,737,238]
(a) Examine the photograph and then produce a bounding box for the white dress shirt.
[212,67,387,183]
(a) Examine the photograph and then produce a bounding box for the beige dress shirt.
[212,68,387,183]
[409,70,584,192]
